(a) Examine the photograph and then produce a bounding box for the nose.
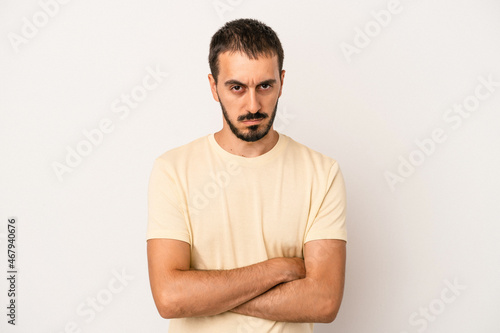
[245,88,261,114]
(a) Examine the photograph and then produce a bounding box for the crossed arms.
[147,238,346,323]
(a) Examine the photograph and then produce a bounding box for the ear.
[208,74,220,102]
[278,70,285,98]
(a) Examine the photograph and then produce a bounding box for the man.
[146,18,347,332]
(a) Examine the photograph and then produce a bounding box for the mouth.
[242,118,263,125]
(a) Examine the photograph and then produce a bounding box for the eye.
[231,85,243,92]
[260,83,272,90]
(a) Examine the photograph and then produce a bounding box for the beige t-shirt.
[147,131,347,333]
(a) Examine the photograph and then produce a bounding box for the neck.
[214,129,279,158]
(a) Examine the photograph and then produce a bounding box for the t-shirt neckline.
[207,131,288,167]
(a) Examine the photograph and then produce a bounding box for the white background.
[1,0,499,332]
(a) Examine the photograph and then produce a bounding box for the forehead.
[217,51,280,82]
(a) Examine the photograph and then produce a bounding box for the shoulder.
[154,134,210,168]
[283,134,339,170]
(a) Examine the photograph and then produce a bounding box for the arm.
[230,239,346,323]
[147,238,306,319]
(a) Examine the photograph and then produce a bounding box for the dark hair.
[209,18,284,83]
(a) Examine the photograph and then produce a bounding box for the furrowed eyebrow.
[223,79,277,87]
[258,79,277,86]
[224,80,246,87]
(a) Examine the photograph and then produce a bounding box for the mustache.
[238,111,268,121]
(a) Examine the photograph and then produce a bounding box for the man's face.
[209,51,285,142]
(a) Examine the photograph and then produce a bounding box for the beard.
[219,98,279,142]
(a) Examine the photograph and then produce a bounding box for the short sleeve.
[146,157,191,244]
[304,161,347,243]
